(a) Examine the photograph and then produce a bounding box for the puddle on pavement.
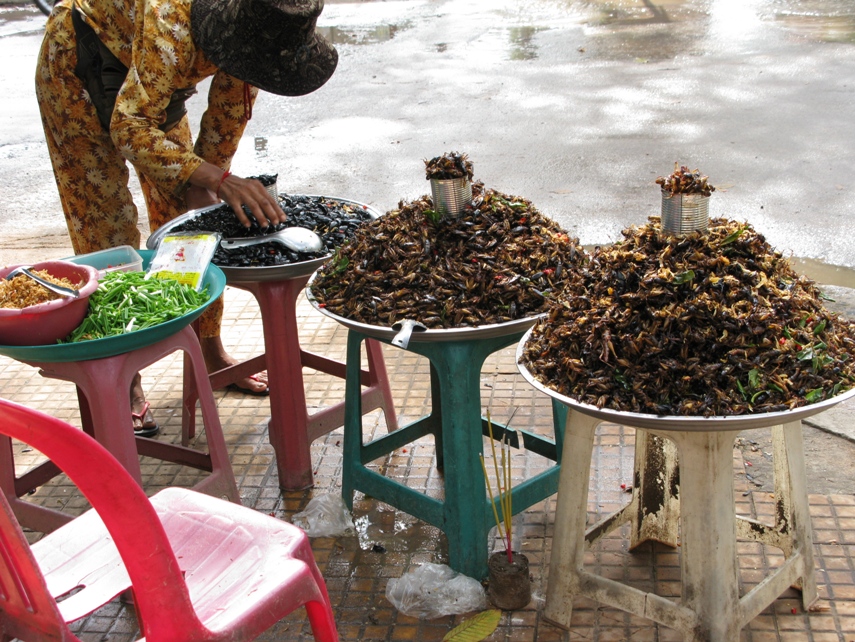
[771,0,855,44]
[792,257,855,320]
[319,0,853,63]
[507,25,549,60]
[4,0,854,56]
[792,257,855,289]
[354,503,444,554]
[317,22,411,46]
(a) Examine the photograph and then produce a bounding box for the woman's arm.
[108,0,283,226]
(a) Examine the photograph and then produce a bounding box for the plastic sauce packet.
[146,232,220,291]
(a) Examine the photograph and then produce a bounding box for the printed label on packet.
[146,232,220,291]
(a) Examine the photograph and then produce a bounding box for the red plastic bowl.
[0,261,100,346]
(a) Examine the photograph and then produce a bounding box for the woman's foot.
[227,372,270,396]
[201,336,269,396]
[130,374,160,437]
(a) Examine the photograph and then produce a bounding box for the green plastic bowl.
[0,250,225,363]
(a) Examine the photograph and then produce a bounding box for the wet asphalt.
[1,0,855,454]
[1,0,855,265]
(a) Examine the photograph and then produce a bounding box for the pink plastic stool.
[0,324,239,532]
[184,273,397,491]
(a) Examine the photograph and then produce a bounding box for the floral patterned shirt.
[75,0,256,196]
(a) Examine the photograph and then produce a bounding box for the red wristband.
[215,170,231,199]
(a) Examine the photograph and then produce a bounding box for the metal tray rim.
[515,327,855,431]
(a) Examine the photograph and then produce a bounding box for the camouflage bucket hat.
[191,0,338,96]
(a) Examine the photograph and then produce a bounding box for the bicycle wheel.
[33,0,54,16]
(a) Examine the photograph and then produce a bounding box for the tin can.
[661,191,709,235]
[430,177,472,219]
[265,180,278,201]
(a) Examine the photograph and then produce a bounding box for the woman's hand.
[189,162,286,227]
[216,173,287,228]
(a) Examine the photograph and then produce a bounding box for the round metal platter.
[146,195,381,284]
[515,327,855,432]
[306,271,543,343]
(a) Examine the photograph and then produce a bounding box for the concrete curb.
[805,398,855,444]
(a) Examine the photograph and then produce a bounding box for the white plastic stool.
[544,406,820,642]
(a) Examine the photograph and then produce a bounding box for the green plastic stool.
[341,327,566,579]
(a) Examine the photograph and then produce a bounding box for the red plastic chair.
[0,399,339,642]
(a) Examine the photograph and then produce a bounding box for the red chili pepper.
[543,268,555,275]
[318,303,326,308]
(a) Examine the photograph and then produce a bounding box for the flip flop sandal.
[227,373,270,397]
[131,400,160,438]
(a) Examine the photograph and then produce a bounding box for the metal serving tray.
[146,195,381,284]
[515,327,855,432]
[305,271,543,343]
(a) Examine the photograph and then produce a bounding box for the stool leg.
[182,346,197,445]
[773,421,818,607]
[429,342,501,579]
[365,339,398,432]
[429,364,444,469]
[672,429,741,642]
[64,359,144,484]
[544,407,600,630]
[179,326,240,503]
[254,280,315,491]
[550,398,566,464]
[0,434,71,532]
[341,332,365,512]
[630,431,680,549]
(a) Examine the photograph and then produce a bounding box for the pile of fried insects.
[311,181,585,328]
[520,217,855,416]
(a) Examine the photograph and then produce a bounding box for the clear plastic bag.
[291,494,355,538]
[385,563,487,619]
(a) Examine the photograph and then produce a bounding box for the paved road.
[2,0,855,261]
[1,0,854,473]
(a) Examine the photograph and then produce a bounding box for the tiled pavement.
[1,287,854,641]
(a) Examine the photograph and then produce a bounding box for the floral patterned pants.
[35,1,223,337]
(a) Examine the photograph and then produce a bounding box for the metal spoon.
[220,227,324,254]
[3,266,80,298]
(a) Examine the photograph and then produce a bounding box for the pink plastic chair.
[0,399,339,642]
